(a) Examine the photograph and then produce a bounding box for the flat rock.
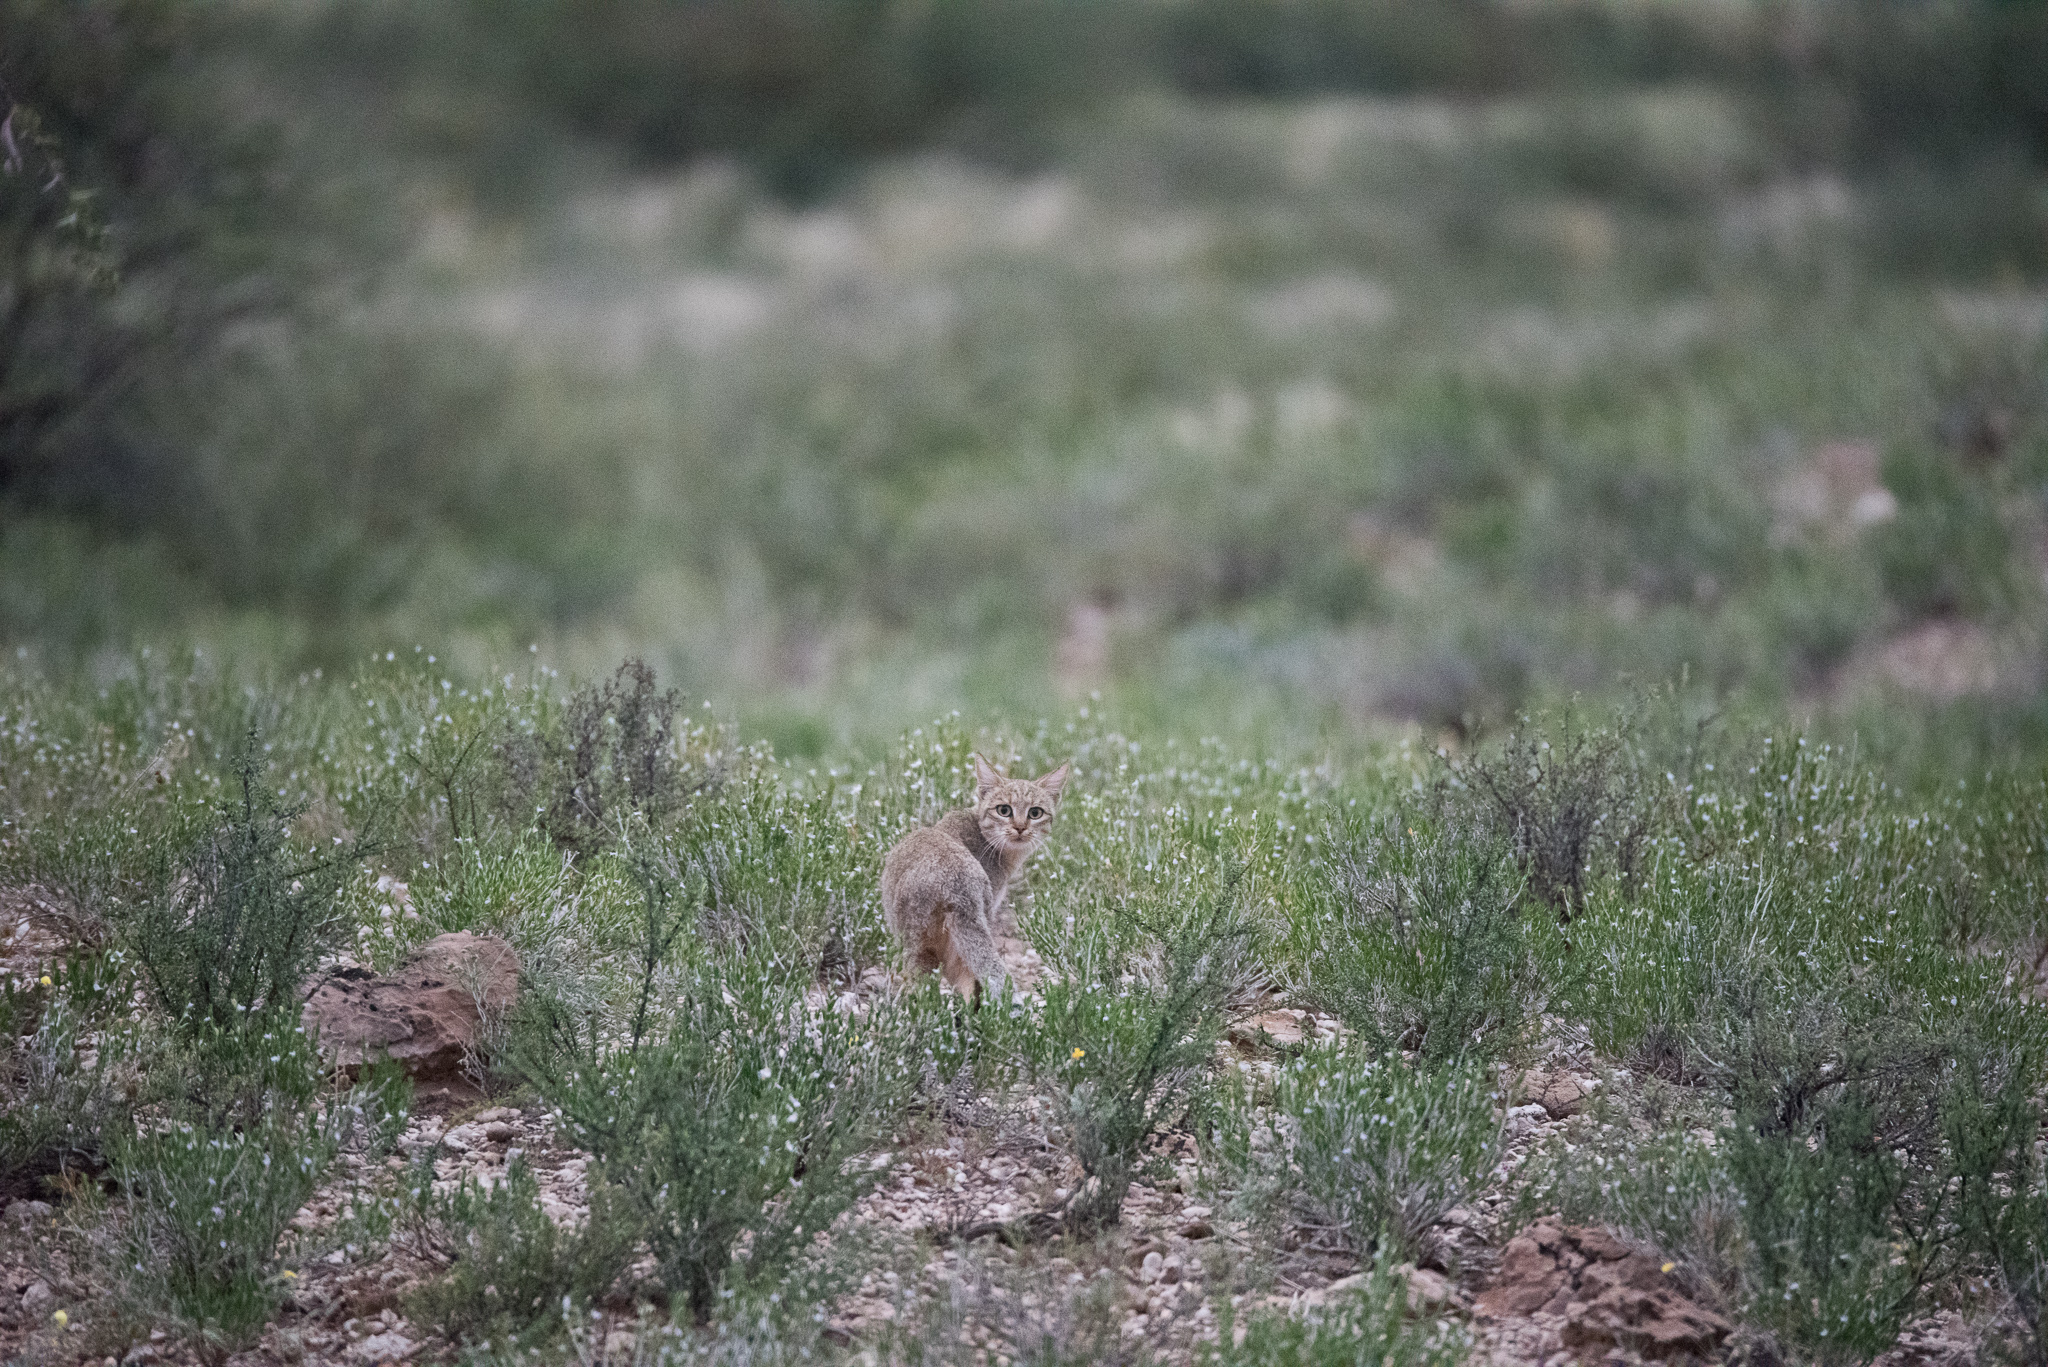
[1401,1265,1461,1313]
[1228,1009,1310,1050]
[1527,1070,1596,1120]
[1476,1219,1730,1361]
[302,932,517,1080]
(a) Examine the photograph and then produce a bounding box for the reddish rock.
[1476,1219,1730,1362]
[302,932,517,1080]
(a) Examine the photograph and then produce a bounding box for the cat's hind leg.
[940,932,983,1008]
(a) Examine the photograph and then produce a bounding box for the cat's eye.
[1028,807,1044,819]
[995,803,1012,816]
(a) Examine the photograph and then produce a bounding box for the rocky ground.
[0,901,2007,1367]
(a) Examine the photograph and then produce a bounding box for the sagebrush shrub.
[1226,1049,1501,1262]
[125,730,372,1033]
[105,1027,403,1357]
[1448,715,1659,920]
[107,1108,338,1353]
[1689,968,1954,1154]
[502,659,715,858]
[1514,1128,1745,1291]
[1304,818,1550,1062]
[511,853,919,1322]
[1726,1094,1921,1364]
[904,1246,1134,1367]
[1203,1266,1469,1367]
[1028,866,1264,1229]
[1944,1050,2048,1365]
[0,953,131,1193]
[406,1156,638,1346]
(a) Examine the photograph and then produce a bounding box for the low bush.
[104,1104,340,1356]
[511,852,920,1323]
[1927,1043,2048,1365]
[1221,1049,1501,1264]
[899,1245,1134,1367]
[1302,817,1552,1063]
[123,730,374,1034]
[0,951,132,1196]
[1446,715,1665,921]
[405,1156,639,1348]
[500,660,718,860]
[1514,1128,1743,1292]
[98,1017,404,1361]
[1027,865,1264,1229]
[1203,1266,1469,1367]
[1533,961,2045,1362]
[1725,1094,1923,1364]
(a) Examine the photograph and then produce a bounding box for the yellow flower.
[1071,1048,1086,1060]
[1660,1262,1676,1274]
[52,1310,67,1327]
[281,1270,297,1279]
[40,976,52,987]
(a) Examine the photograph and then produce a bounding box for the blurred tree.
[0,0,371,525]
[0,91,116,480]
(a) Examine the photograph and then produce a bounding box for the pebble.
[21,1279,55,1316]
[5,1198,53,1228]
[353,1330,415,1362]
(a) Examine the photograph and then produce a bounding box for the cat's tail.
[941,904,1007,1006]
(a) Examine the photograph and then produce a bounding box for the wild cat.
[881,754,1069,1003]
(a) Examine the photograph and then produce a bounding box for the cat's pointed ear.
[1035,761,1071,801]
[972,753,1004,797]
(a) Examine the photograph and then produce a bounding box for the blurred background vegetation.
[2,0,2045,752]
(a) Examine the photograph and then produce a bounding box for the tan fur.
[880,754,1070,1002]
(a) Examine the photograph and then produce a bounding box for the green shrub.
[405,1156,638,1348]
[107,1110,332,1355]
[99,1009,406,1356]
[1943,1048,2048,1366]
[0,951,132,1193]
[1028,865,1264,1229]
[1225,1050,1501,1263]
[1203,1266,1468,1367]
[511,853,919,1323]
[1514,1128,1744,1291]
[124,731,373,1034]
[900,1245,1133,1367]
[1303,818,1551,1063]
[1725,1094,1921,1364]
